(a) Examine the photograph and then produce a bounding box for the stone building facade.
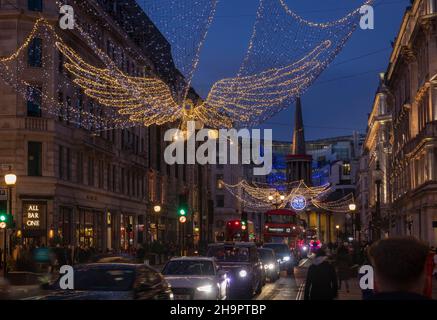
[358,0,437,246]
[0,0,207,253]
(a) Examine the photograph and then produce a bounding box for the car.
[207,242,264,299]
[26,263,173,300]
[257,248,280,282]
[161,257,229,300]
[0,272,46,300]
[263,243,296,275]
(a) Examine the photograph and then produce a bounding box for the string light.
[224,179,356,213]
[0,0,372,131]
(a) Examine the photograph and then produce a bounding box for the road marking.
[295,283,305,300]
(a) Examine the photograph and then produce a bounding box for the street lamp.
[4,166,17,276]
[153,205,162,213]
[348,203,356,211]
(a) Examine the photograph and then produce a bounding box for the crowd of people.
[304,236,437,300]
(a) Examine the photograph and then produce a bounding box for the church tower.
[286,97,312,184]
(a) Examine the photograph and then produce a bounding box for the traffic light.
[0,212,12,229]
[241,211,248,231]
[178,194,188,223]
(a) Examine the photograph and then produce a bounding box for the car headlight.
[239,270,248,278]
[283,256,290,262]
[197,285,213,293]
[302,246,308,251]
[267,264,274,270]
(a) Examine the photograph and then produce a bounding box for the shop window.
[27,86,42,117]
[28,141,42,176]
[59,207,73,245]
[28,38,42,67]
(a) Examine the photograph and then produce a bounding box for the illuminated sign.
[291,195,307,211]
[22,201,46,237]
[267,227,293,234]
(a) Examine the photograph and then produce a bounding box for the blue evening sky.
[142,0,410,141]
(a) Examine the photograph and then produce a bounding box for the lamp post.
[373,161,382,241]
[335,225,340,243]
[348,202,356,240]
[4,167,17,276]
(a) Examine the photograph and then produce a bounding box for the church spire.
[292,97,306,155]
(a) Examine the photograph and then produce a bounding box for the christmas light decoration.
[0,0,374,131]
[223,179,356,213]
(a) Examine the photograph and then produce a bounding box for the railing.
[404,120,437,154]
[24,117,48,131]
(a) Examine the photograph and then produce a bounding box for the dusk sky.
[191,0,409,142]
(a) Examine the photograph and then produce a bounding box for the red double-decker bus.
[263,209,304,249]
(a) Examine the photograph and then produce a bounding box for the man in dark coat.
[304,249,338,300]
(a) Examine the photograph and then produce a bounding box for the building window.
[28,141,42,176]
[77,152,84,184]
[342,163,351,176]
[27,86,42,117]
[28,38,42,67]
[216,195,225,208]
[59,145,64,179]
[88,157,95,186]
[66,147,71,181]
[28,0,42,11]
[98,160,104,189]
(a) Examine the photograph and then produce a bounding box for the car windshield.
[207,246,250,262]
[258,249,274,261]
[162,260,215,276]
[263,244,289,255]
[72,267,136,291]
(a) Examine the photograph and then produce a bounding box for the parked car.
[258,248,280,282]
[207,242,264,299]
[26,263,173,300]
[263,243,296,275]
[162,257,229,300]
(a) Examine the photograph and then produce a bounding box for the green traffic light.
[179,209,186,216]
[0,215,6,222]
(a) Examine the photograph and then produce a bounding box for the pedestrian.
[366,237,430,300]
[336,245,352,293]
[304,249,338,300]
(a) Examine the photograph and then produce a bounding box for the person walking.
[336,245,352,293]
[304,249,338,300]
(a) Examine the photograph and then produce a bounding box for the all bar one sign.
[23,201,46,236]
[25,204,41,227]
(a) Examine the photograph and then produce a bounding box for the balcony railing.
[24,117,49,131]
[404,120,437,154]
